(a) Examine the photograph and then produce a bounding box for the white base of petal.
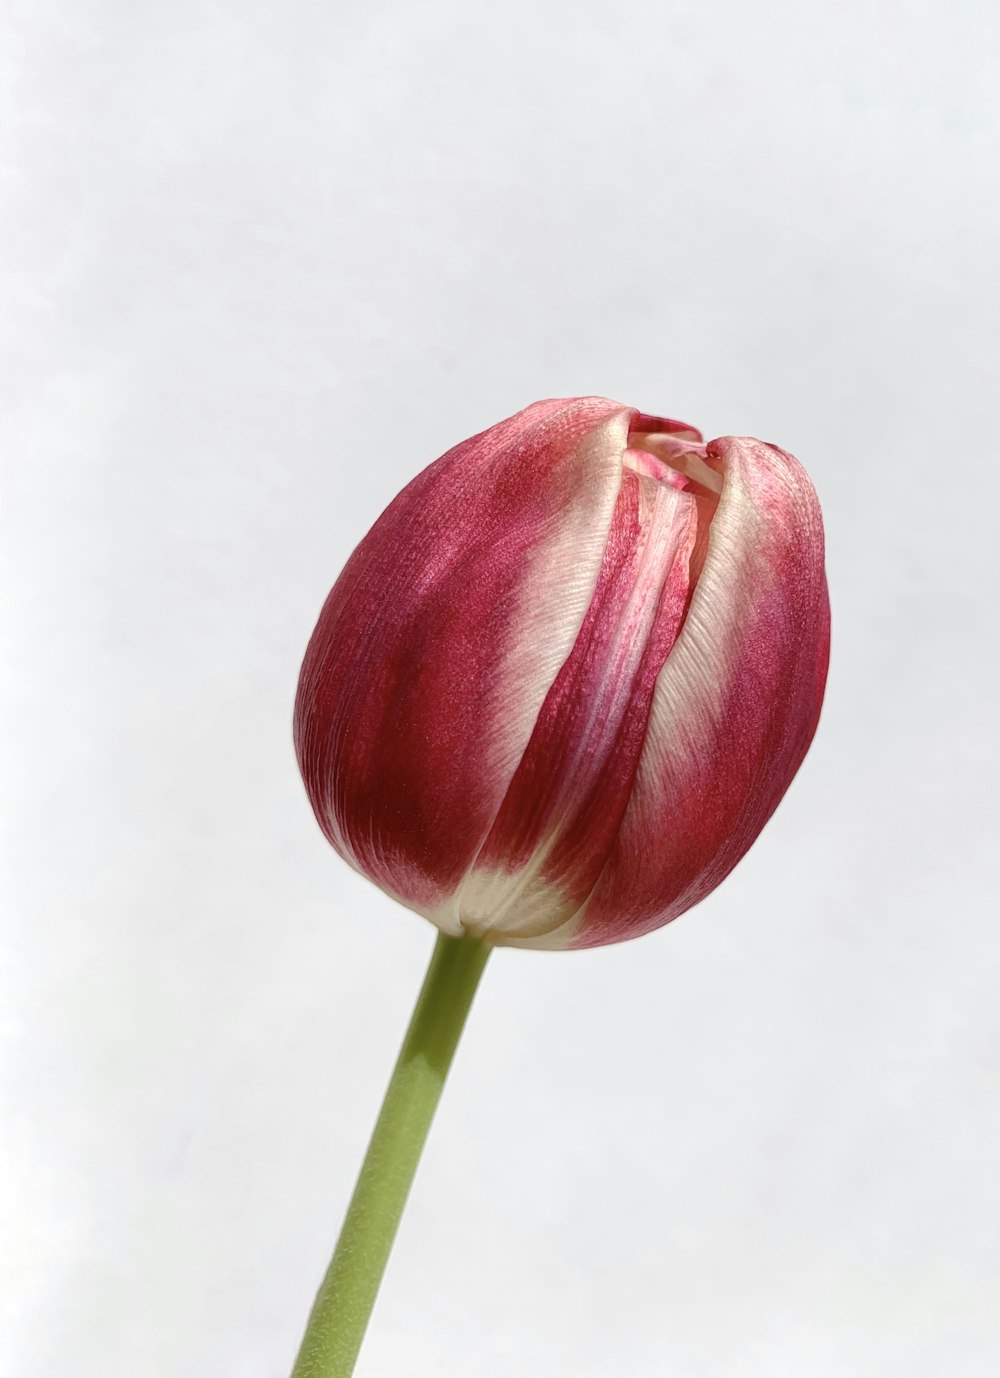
[428,863,583,951]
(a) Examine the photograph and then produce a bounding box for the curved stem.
[290,930,491,1378]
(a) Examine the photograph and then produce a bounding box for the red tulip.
[295,397,829,949]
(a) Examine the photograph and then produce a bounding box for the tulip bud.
[295,397,829,949]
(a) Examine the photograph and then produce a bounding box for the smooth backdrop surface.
[3,2,999,1375]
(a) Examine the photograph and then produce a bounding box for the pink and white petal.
[295,397,634,919]
[449,467,700,945]
[572,436,830,948]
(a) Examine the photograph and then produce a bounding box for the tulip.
[288,397,828,1378]
[295,396,829,949]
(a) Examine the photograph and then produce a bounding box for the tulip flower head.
[295,397,829,950]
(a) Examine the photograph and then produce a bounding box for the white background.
[3,2,999,1375]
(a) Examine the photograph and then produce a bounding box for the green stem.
[289,930,491,1378]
